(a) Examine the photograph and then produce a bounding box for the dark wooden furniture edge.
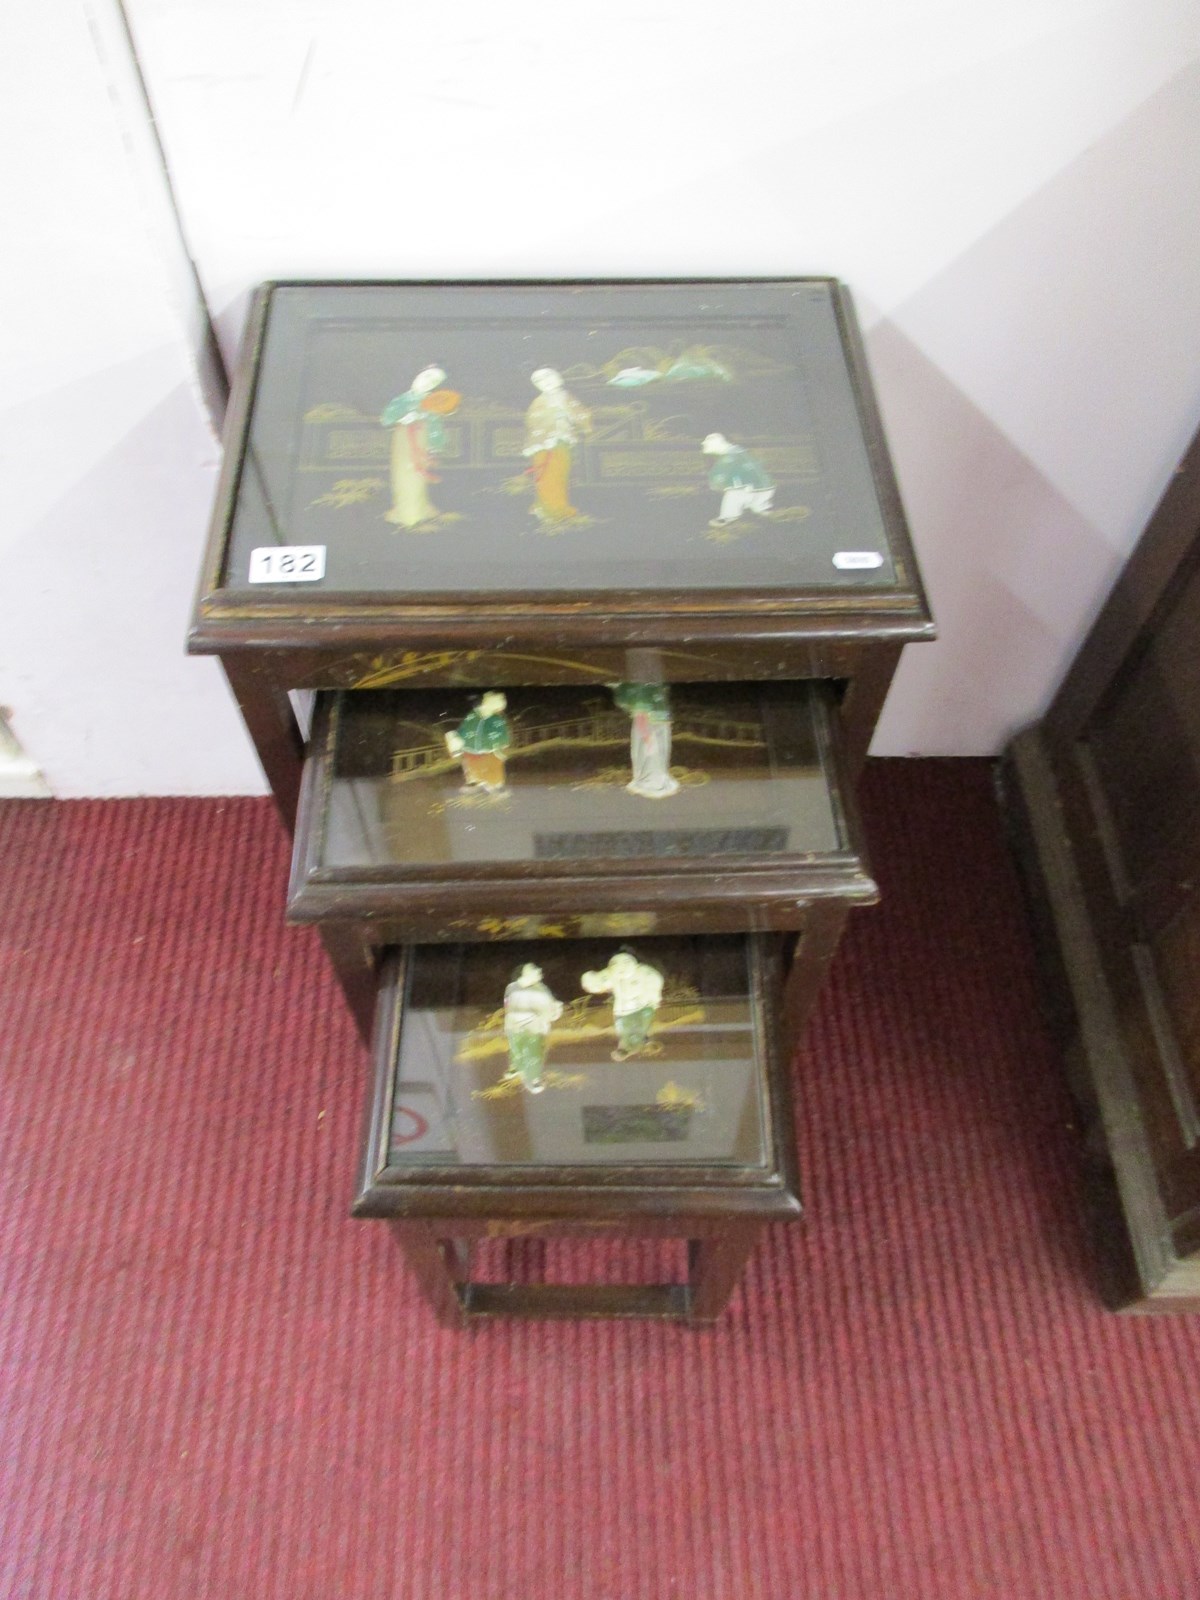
[387,1220,768,1326]
[186,277,935,648]
[353,939,802,1217]
[999,729,1200,1310]
[287,684,880,924]
[190,608,936,654]
[190,285,273,618]
[1044,430,1200,744]
[353,938,801,1322]
[832,281,931,618]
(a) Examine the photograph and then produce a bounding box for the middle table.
[289,677,876,950]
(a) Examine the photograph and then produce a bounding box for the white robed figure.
[611,682,680,799]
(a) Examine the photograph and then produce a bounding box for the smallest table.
[355,934,801,1324]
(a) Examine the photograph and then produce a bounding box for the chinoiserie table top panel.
[380,935,771,1173]
[312,681,847,879]
[195,280,931,637]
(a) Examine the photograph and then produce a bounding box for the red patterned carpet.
[2,763,1199,1600]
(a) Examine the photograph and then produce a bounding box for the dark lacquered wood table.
[188,278,933,1322]
[356,937,802,1325]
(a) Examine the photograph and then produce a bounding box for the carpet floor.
[1,761,1199,1600]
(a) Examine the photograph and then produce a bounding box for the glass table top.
[384,936,769,1170]
[222,280,903,597]
[315,681,843,876]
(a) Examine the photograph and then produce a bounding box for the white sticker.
[247,546,327,584]
[833,550,885,571]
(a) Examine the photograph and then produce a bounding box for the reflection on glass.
[387,937,767,1168]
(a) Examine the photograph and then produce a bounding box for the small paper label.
[833,550,884,570]
[247,546,326,584]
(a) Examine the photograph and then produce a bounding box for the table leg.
[221,658,306,834]
[391,1222,467,1328]
[782,901,849,1043]
[317,923,377,1047]
[839,642,901,781]
[687,1222,763,1324]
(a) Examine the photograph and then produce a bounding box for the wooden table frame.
[190,282,932,1042]
[354,941,802,1326]
[187,279,933,1322]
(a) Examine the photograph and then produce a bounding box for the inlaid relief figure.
[702,432,775,528]
[380,365,461,528]
[444,692,512,793]
[611,683,680,799]
[581,950,665,1061]
[502,964,564,1093]
[523,368,592,525]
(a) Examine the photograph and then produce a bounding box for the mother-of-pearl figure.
[380,365,460,529]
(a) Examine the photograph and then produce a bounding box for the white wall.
[4,2,1200,790]
[0,0,266,795]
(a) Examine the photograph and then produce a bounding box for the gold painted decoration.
[343,647,750,692]
[475,916,570,941]
[308,477,384,509]
[446,914,658,942]
[351,651,486,690]
[387,696,762,791]
[656,1080,708,1113]
[473,1069,587,1103]
[559,341,790,387]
